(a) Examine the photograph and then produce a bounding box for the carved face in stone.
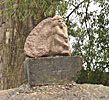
[52,16,67,35]
[24,16,71,57]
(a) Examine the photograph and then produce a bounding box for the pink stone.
[24,16,71,57]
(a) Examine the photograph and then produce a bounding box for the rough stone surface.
[0,82,109,100]
[24,16,71,57]
[24,56,82,86]
[79,84,109,100]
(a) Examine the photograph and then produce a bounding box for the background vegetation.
[0,0,108,89]
[61,0,109,86]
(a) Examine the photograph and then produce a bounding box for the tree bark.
[0,16,32,89]
[0,6,47,90]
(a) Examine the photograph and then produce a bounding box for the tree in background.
[0,0,108,90]
[59,0,109,85]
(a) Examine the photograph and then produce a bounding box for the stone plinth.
[24,56,82,86]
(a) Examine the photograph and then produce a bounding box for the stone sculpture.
[24,16,71,57]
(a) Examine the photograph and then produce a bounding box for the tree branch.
[84,1,91,60]
[66,0,86,23]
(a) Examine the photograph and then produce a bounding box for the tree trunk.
[0,8,47,90]
[0,16,32,89]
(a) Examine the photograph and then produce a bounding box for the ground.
[0,81,109,100]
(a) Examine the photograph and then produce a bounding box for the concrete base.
[24,56,82,86]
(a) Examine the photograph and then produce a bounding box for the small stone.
[33,87,36,90]
[16,92,19,95]
[65,87,70,90]
[61,87,65,90]
[69,83,72,86]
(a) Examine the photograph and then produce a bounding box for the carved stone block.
[24,16,71,57]
[24,56,82,86]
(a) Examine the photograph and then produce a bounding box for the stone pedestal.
[24,56,82,86]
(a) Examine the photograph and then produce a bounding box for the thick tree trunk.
[0,15,34,89]
[0,11,46,90]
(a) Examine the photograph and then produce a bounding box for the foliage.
[0,0,61,22]
[77,67,109,86]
